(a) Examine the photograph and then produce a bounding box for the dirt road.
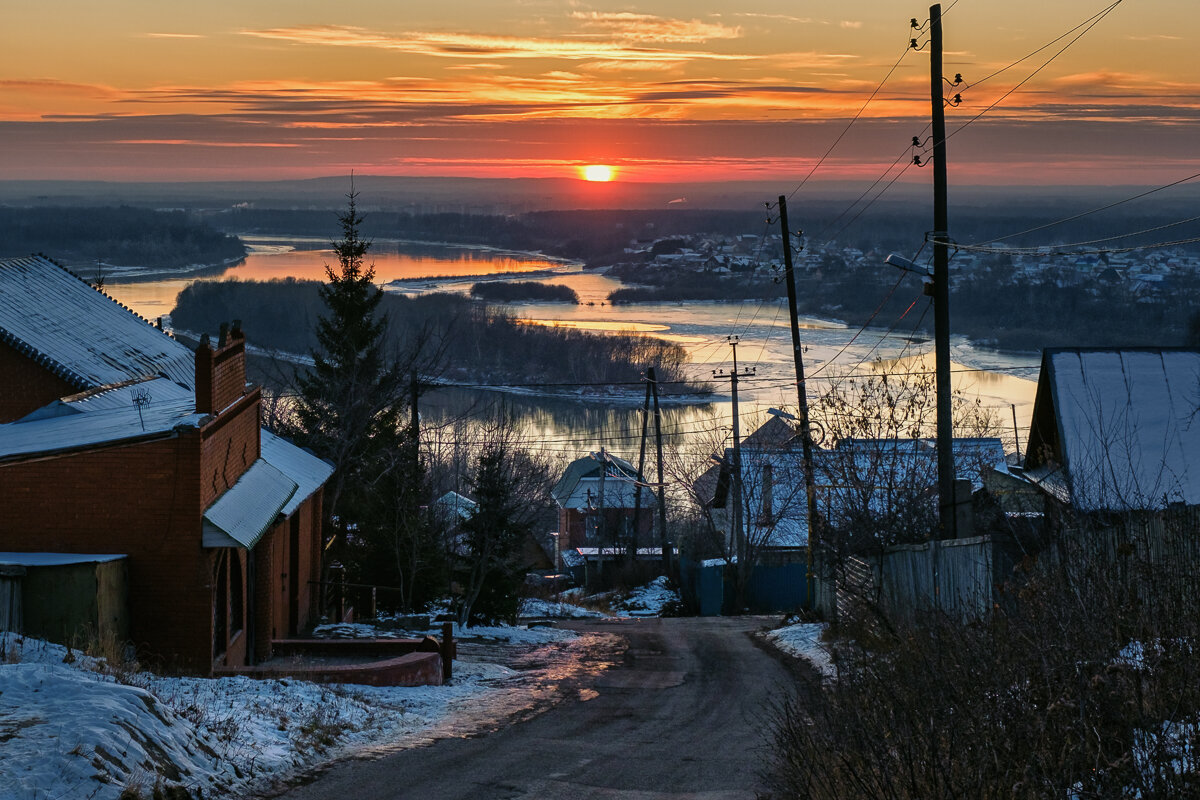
[268,616,794,799]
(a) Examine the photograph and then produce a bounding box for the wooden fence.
[829,534,1015,624]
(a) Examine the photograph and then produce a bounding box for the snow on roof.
[1038,348,1200,511]
[0,378,201,460]
[433,490,478,521]
[556,475,644,511]
[0,255,195,391]
[719,436,1008,548]
[260,430,334,517]
[202,459,298,549]
[552,452,640,507]
[0,552,125,566]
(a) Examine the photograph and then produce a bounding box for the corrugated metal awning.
[260,430,334,517]
[202,459,297,549]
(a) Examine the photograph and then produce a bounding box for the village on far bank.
[613,227,1198,296]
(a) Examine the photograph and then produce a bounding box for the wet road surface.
[264,616,795,800]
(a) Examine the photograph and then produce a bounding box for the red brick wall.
[0,432,213,670]
[199,391,261,507]
[195,332,247,416]
[0,341,78,423]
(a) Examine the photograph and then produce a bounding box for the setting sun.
[581,164,615,182]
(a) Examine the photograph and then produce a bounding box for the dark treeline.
[212,207,766,265]
[171,278,704,392]
[469,281,578,303]
[0,206,245,268]
[213,204,1200,270]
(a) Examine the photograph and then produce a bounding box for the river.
[102,236,1040,463]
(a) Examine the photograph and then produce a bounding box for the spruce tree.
[294,190,407,555]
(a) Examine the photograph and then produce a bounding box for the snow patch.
[614,576,680,617]
[764,622,836,679]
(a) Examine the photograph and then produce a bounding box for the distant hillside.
[0,206,245,269]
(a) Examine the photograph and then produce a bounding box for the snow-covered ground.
[613,576,681,617]
[762,621,836,679]
[519,577,682,621]
[518,597,608,620]
[0,623,587,800]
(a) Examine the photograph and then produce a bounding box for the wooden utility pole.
[929,3,957,538]
[632,377,652,562]
[715,338,755,565]
[777,196,822,606]
[648,367,671,572]
[595,447,608,553]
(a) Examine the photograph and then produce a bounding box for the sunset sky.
[2,0,1196,185]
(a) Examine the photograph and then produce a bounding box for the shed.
[0,553,128,646]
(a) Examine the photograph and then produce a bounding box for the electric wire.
[977,171,1200,246]
[944,1,1124,145]
[785,31,915,201]
[808,273,907,380]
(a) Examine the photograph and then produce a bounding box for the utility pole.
[714,338,755,566]
[777,196,822,606]
[595,447,608,556]
[632,377,652,563]
[929,3,957,538]
[648,367,671,573]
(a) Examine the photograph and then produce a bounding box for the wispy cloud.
[240,25,749,64]
[731,13,815,24]
[568,12,740,43]
[840,21,863,30]
[113,139,299,147]
[0,79,118,97]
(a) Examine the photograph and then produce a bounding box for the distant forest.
[0,207,245,268]
[171,279,704,393]
[212,207,766,267]
[469,281,579,303]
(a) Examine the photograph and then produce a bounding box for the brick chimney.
[195,320,247,415]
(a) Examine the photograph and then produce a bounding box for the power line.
[979,171,1200,246]
[945,1,1125,145]
[786,28,915,201]
[960,1,1121,92]
[953,234,1200,257]
[808,273,907,380]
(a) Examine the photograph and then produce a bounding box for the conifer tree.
[293,189,407,552]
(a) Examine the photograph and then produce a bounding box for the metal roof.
[1035,348,1200,511]
[202,459,298,549]
[260,430,334,517]
[552,452,641,507]
[0,255,195,391]
[0,378,201,460]
[0,553,125,567]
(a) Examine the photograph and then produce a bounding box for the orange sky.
[1,1,1197,185]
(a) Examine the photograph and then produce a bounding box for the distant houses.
[0,255,333,673]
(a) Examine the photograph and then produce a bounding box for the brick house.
[0,255,332,673]
[550,451,653,555]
